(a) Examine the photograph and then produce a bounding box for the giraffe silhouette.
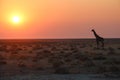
[91,29,104,48]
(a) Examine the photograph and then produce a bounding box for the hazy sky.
[0,0,120,39]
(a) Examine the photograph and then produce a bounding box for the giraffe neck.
[93,31,98,37]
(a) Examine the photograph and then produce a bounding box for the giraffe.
[91,29,104,48]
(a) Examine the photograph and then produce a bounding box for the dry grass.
[0,39,120,77]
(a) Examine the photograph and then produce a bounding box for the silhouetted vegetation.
[0,39,120,76]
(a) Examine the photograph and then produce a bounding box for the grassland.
[0,39,120,80]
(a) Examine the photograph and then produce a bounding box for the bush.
[97,66,107,73]
[108,47,116,54]
[54,67,70,74]
[0,55,5,60]
[93,56,106,60]
[109,66,120,73]
[118,47,120,50]
[0,61,7,65]
[36,67,44,70]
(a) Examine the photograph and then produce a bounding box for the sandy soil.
[1,74,120,80]
[0,39,120,79]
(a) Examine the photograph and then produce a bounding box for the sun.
[12,16,20,23]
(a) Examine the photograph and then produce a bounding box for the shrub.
[93,56,106,60]
[18,62,26,68]
[97,66,107,73]
[54,67,70,74]
[36,67,44,70]
[109,66,120,73]
[0,55,5,60]
[108,47,116,54]
[0,61,7,65]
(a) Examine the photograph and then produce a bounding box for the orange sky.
[0,0,120,39]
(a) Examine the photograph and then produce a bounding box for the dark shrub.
[97,66,107,73]
[93,56,106,60]
[0,61,7,65]
[109,66,120,73]
[54,67,70,74]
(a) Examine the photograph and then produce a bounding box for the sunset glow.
[0,0,120,39]
[12,16,20,23]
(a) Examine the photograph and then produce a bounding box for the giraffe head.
[91,29,95,32]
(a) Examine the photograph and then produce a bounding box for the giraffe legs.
[96,40,104,49]
[101,41,104,48]
[96,40,99,48]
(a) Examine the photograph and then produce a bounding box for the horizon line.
[0,37,120,40]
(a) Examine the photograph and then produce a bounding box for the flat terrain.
[0,39,120,80]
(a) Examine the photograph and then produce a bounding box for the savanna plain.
[0,39,120,80]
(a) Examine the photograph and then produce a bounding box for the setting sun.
[12,16,20,23]
[0,0,120,38]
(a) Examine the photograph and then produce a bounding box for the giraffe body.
[91,29,104,48]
